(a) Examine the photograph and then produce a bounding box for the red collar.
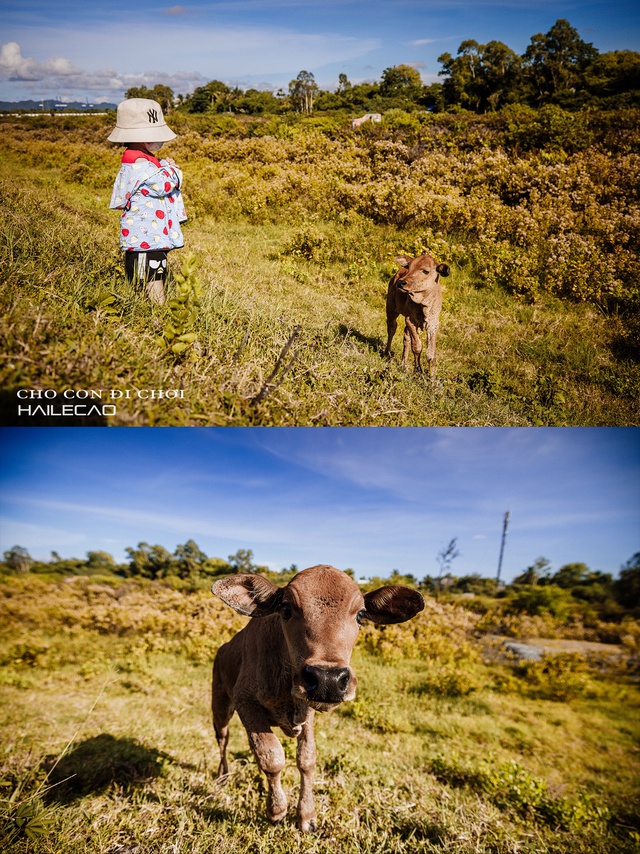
[121,147,162,168]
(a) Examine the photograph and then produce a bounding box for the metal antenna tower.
[496,511,510,583]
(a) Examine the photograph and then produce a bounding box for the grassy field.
[1,112,639,426]
[1,575,639,853]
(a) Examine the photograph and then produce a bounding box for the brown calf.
[211,565,424,831]
[384,254,451,378]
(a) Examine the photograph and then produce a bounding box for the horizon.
[1,1,638,104]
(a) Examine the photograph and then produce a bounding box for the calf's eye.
[356,610,367,626]
[280,602,292,620]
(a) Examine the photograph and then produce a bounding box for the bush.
[507,585,574,618]
[431,753,611,830]
[411,662,484,697]
[514,653,600,701]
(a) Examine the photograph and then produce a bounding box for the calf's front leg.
[295,710,317,832]
[402,317,423,372]
[425,321,439,380]
[238,703,287,824]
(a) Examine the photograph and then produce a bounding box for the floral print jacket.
[109,149,187,252]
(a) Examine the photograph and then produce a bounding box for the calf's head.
[394,254,450,304]
[212,564,424,711]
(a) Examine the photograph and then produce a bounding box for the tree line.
[1,543,300,586]
[3,543,639,616]
[125,20,640,117]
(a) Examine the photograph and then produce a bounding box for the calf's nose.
[301,665,351,702]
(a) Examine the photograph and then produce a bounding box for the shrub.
[410,662,484,697]
[507,585,574,618]
[514,653,598,701]
[382,109,422,134]
[359,599,481,664]
[431,753,611,830]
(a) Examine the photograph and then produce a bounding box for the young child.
[108,98,187,304]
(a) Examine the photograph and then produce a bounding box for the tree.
[234,88,280,115]
[337,73,352,94]
[584,50,640,105]
[228,548,258,574]
[380,64,423,101]
[481,41,522,110]
[201,556,233,578]
[125,542,173,579]
[512,556,552,586]
[86,550,117,572]
[523,19,598,105]
[438,42,481,109]
[614,552,640,608]
[458,40,482,82]
[550,562,591,589]
[187,80,231,113]
[438,40,521,111]
[174,539,208,579]
[3,545,33,573]
[348,81,382,110]
[451,574,499,596]
[288,71,318,114]
[435,538,460,592]
[420,82,445,111]
[125,85,175,112]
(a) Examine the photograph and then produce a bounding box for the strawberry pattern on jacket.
[110,150,187,251]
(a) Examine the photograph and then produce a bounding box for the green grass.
[1,576,639,853]
[1,116,638,425]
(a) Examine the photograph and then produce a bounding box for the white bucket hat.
[107,98,176,143]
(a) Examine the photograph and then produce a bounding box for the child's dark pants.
[125,250,168,304]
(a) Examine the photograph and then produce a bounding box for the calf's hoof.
[267,802,287,824]
[267,792,288,825]
[298,816,317,833]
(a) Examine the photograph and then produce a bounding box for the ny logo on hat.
[147,108,159,124]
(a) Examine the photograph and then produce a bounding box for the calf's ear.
[363,586,424,625]
[436,263,450,277]
[394,255,412,268]
[212,574,282,617]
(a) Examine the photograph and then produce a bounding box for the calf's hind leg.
[212,658,234,777]
[384,308,398,359]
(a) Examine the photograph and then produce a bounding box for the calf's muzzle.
[300,664,352,703]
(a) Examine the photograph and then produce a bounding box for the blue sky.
[0,427,638,582]
[1,0,638,102]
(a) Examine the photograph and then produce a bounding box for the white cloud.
[0,41,208,100]
[0,42,206,98]
[0,41,82,81]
